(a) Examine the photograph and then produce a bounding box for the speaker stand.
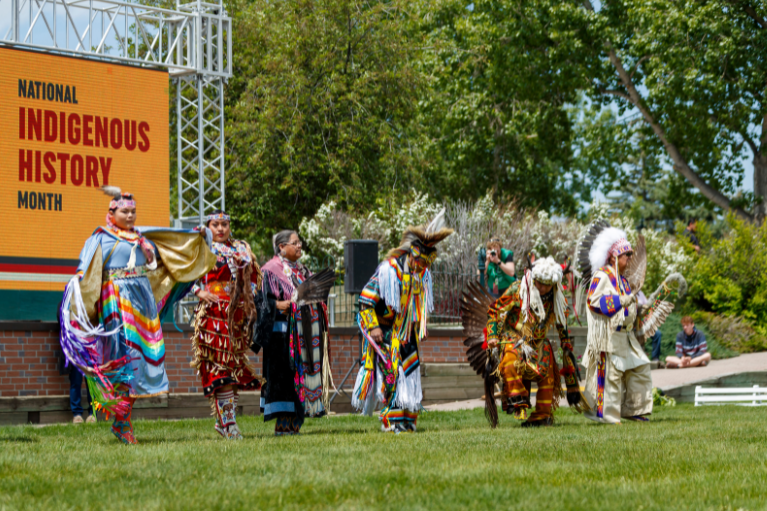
[329,296,364,406]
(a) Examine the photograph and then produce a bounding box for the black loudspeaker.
[344,240,379,294]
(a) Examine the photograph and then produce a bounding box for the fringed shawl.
[261,255,311,301]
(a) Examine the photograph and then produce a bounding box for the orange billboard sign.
[0,47,169,297]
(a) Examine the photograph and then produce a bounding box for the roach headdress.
[386,208,455,264]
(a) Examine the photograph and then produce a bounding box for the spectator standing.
[69,368,95,424]
[666,316,711,368]
[683,218,701,253]
[483,237,515,297]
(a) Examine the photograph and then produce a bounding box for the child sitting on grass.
[666,316,712,369]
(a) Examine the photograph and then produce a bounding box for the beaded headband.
[609,238,633,258]
[109,196,136,210]
[207,212,230,222]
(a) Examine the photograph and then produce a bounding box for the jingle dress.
[191,239,262,396]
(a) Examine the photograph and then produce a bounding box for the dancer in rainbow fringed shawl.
[59,187,215,444]
[352,210,453,433]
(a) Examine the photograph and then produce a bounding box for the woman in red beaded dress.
[191,210,262,439]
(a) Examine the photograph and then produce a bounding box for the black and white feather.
[576,219,611,282]
[295,267,336,307]
[460,280,496,377]
[100,185,122,200]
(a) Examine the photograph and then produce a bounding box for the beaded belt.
[105,265,152,280]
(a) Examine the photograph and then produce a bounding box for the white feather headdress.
[589,227,628,273]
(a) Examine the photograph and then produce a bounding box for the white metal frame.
[1,0,231,77]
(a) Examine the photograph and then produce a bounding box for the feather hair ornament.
[101,185,122,199]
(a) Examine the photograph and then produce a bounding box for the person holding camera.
[483,237,515,297]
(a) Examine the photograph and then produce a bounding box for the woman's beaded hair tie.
[207,212,230,222]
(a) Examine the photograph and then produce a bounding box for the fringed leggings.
[499,343,559,422]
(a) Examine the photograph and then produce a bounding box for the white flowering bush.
[299,193,441,271]
[300,195,690,288]
[301,192,584,275]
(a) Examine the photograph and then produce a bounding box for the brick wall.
[0,330,69,397]
[0,322,588,398]
[0,323,476,398]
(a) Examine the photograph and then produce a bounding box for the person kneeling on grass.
[666,316,711,369]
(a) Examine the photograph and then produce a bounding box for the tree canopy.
[224,0,428,251]
[212,0,767,250]
[562,0,766,221]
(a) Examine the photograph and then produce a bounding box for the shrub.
[299,192,584,274]
[684,214,767,335]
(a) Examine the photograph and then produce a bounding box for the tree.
[562,0,767,222]
[410,0,593,215]
[224,0,428,252]
[571,101,715,229]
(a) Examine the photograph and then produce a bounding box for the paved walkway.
[651,351,767,390]
[426,352,767,412]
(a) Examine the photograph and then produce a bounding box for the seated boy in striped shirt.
[666,316,712,369]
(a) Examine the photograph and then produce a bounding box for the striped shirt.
[675,328,707,358]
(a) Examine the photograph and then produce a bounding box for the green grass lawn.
[1,404,766,511]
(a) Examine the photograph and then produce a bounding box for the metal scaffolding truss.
[1,0,231,77]
[176,74,225,226]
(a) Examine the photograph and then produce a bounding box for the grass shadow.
[132,435,208,445]
[0,436,36,443]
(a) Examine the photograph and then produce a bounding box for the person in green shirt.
[483,238,516,297]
